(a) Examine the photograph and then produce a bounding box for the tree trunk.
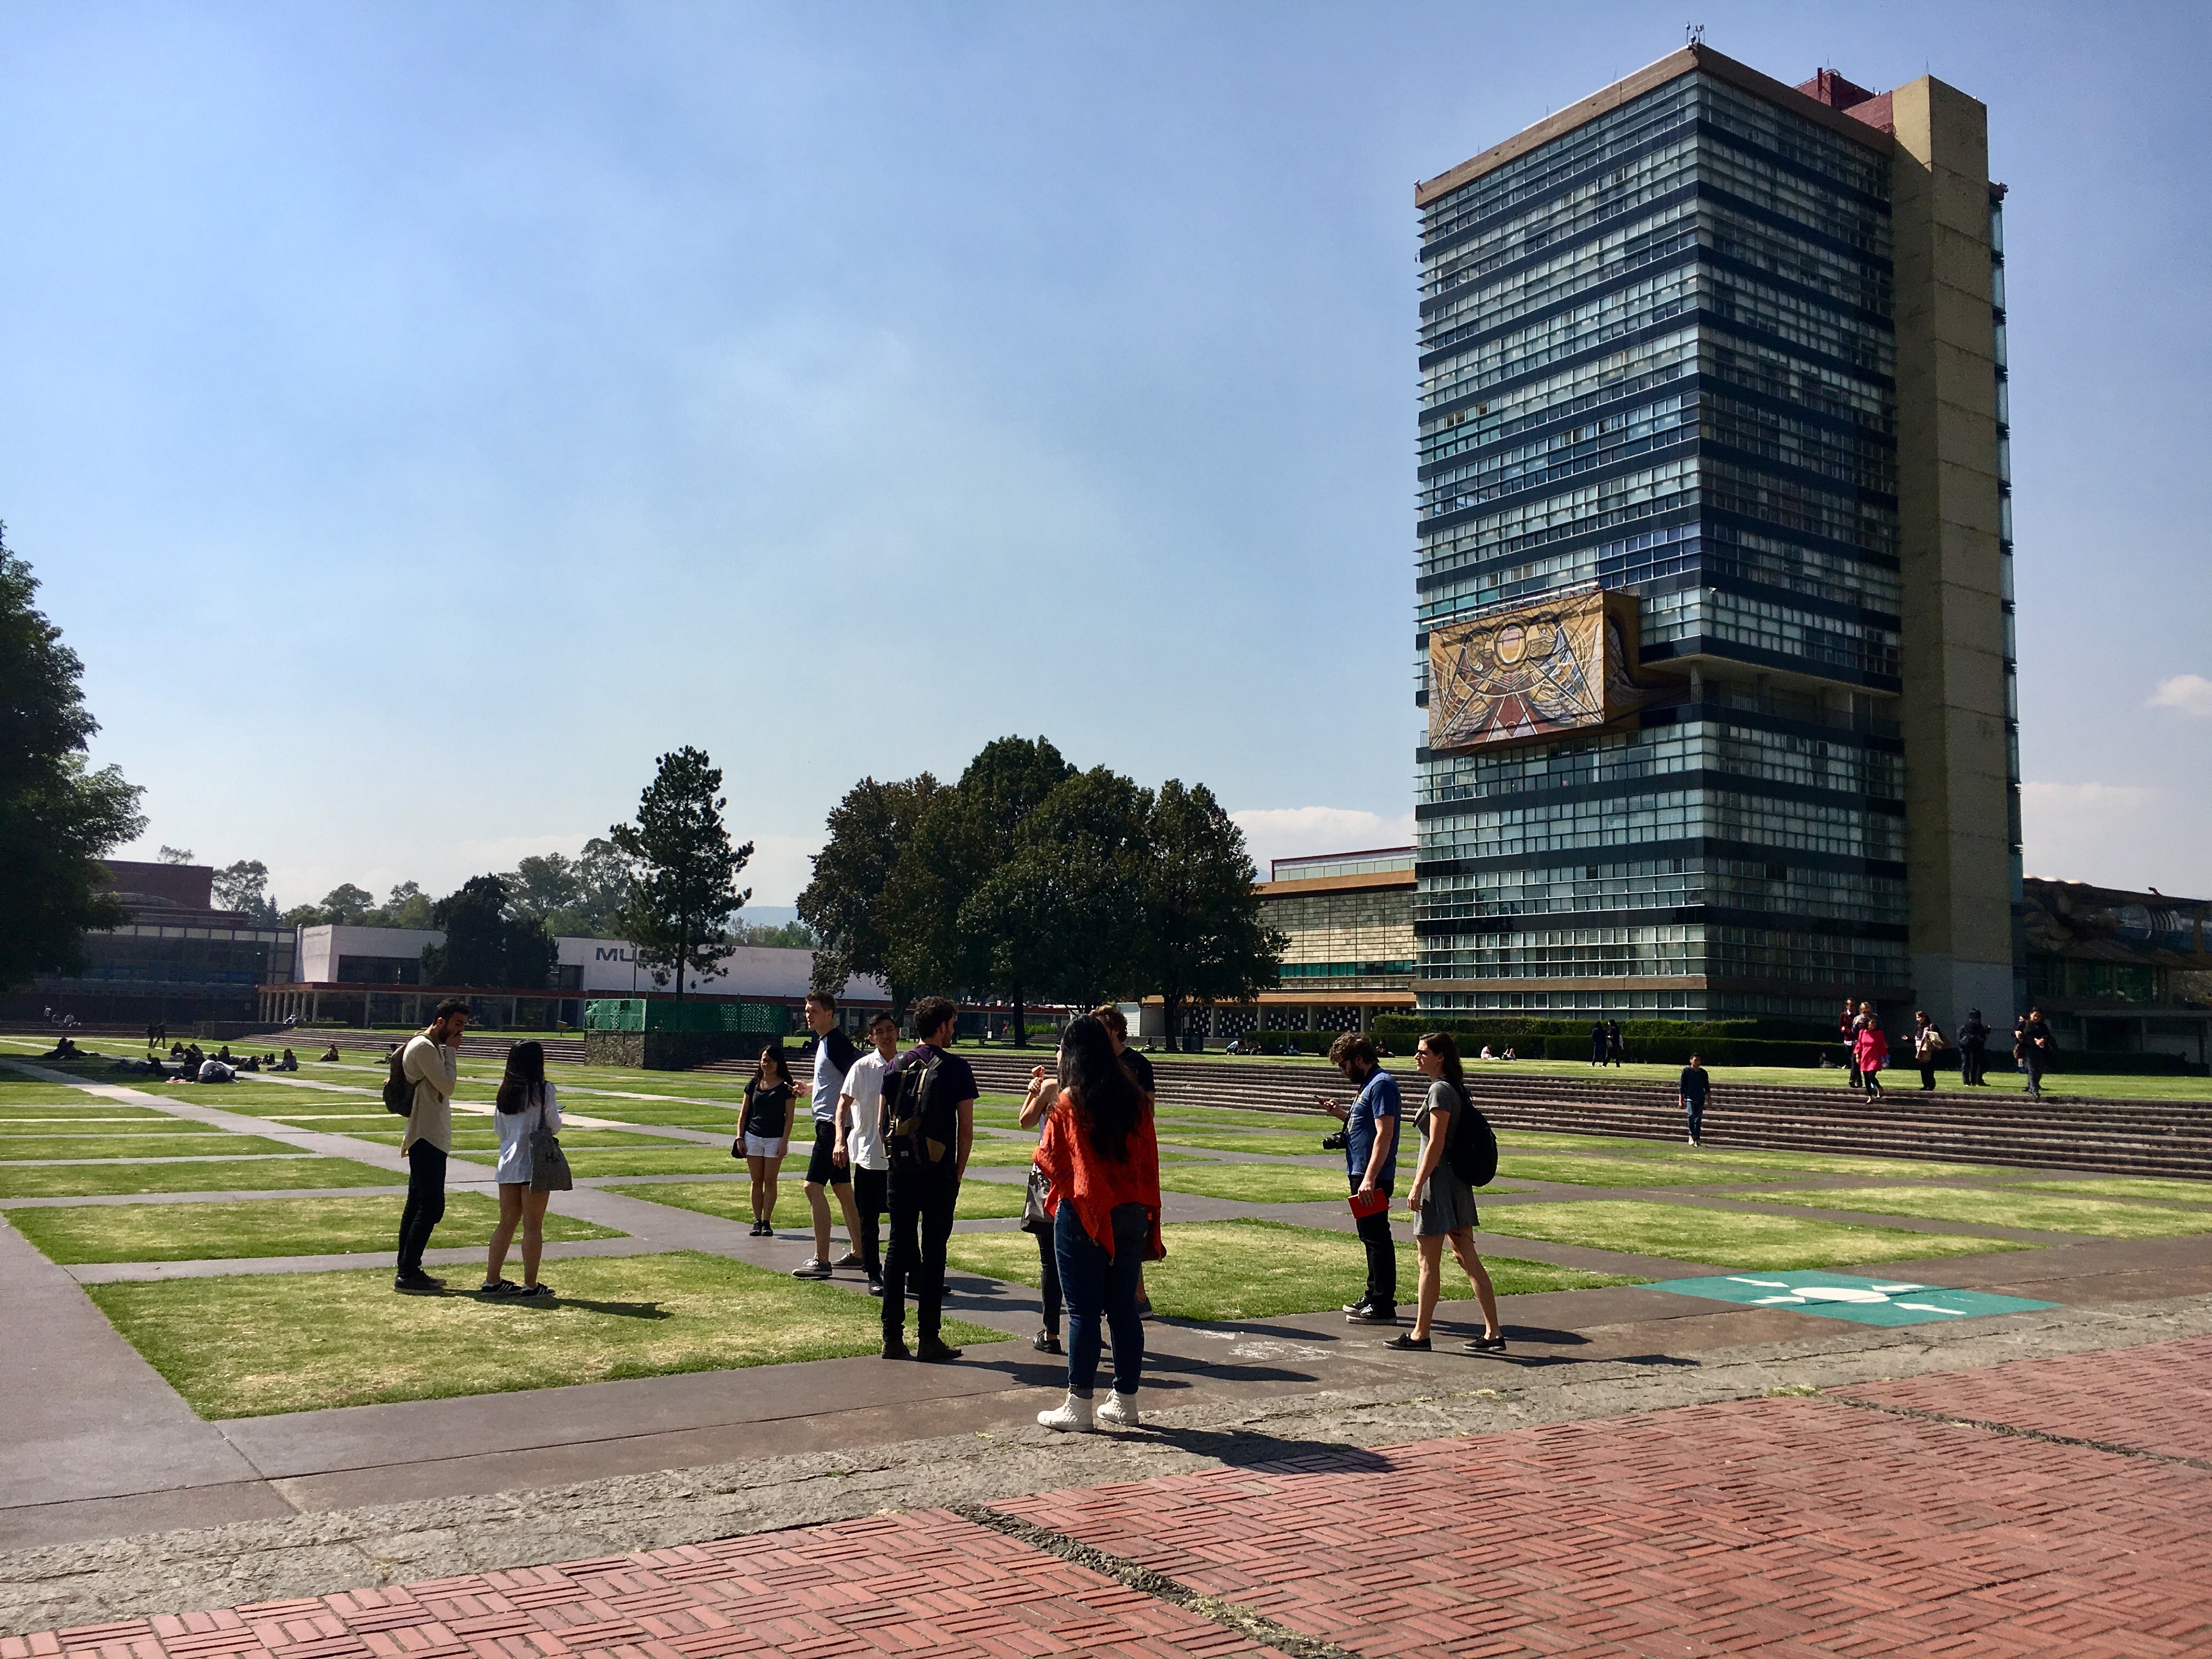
[1012,991,1028,1048]
[1163,994,1182,1052]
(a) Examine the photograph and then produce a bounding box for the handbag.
[1020,1166,1053,1235]
[529,1105,573,1193]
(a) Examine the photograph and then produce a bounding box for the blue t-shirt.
[1345,1068,1401,1190]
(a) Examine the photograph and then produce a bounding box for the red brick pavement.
[1839,1333,2212,1463]
[10,1339,2212,1659]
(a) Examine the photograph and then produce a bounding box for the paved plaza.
[5,1035,2212,1651]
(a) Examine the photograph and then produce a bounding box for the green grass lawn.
[1748,1184,2212,1239]
[454,1145,747,1177]
[2001,1175,2212,1206]
[0,1117,229,1135]
[0,1107,181,1123]
[0,1156,399,1198]
[625,1176,1027,1224]
[88,1249,1009,1417]
[1477,1198,2028,1270]
[943,1218,1646,1322]
[1497,1154,1771,1188]
[0,1133,315,1162]
[1155,1131,1340,1157]
[351,1127,697,1153]
[12,1192,626,1263]
[1159,1163,1365,1205]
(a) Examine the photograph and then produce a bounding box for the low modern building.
[2022,879,2211,1063]
[10,861,296,1026]
[1252,848,1418,1032]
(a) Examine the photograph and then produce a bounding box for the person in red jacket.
[1854,1018,1891,1098]
[1030,1015,1163,1434]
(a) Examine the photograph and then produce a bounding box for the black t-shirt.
[1120,1046,1155,1095]
[1679,1065,1709,1103]
[742,1081,795,1139]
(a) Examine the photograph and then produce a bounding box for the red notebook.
[1347,1188,1390,1220]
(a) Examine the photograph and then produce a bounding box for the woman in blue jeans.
[1030,1015,1162,1432]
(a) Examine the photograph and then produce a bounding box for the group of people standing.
[1588,1019,1630,1066]
[1838,1002,2058,1097]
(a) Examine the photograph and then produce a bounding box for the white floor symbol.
[1724,1276,1966,1314]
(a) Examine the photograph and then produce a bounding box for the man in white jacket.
[396,998,469,1293]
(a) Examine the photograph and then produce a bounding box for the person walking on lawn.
[793,991,866,1279]
[879,996,977,1363]
[1912,1011,1948,1092]
[1854,1017,1890,1098]
[2017,1007,2056,1099]
[1384,1032,1503,1355]
[1589,1019,1608,1066]
[1034,1015,1164,1431]
[1957,1007,1991,1086]
[835,1012,900,1294]
[740,1045,799,1236]
[483,1038,560,1297]
[1840,999,1863,1090]
[395,998,468,1293]
[1679,1052,1711,1147]
[1319,1032,1400,1324]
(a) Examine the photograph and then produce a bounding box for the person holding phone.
[1316,1032,1400,1325]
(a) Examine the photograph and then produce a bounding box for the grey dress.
[1414,1080,1480,1236]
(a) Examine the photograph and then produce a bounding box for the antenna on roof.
[1686,22,1705,45]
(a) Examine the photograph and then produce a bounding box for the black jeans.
[1920,1064,1938,1091]
[397,1141,447,1274]
[1037,1225,1063,1334]
[1351,1175,1396,1311]
[1961,1044,1986,1086]
[882,1177,957,1342]
[853,1166,887,1280]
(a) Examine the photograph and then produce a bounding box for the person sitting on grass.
[483,1038,561,1299]
[740,1043,799,1237]
[1384,1031,1504,1356]
[198,1054,236,1082]
[273,1048,298,1071]
[320,1043,341,1062]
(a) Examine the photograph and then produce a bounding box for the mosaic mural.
[1427,587,1651,752]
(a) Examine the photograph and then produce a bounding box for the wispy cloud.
[2148,674,2212,717]
[2021,781,2165,885]
[1231,805,1417,879]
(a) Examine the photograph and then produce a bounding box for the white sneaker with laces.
[1036,1391,1095,1433]
[1096,1390,1139,1429]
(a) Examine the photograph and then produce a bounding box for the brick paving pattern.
[1839,1333,2212,1463]
[10,1339,2212,1658]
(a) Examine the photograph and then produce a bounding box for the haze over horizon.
[4,2,2206,910]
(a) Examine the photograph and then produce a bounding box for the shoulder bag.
[529,1101,573,1193]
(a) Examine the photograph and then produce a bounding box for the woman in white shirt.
[483,1040,561,1298]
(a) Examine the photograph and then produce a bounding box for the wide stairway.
[958,1052,2212,1180]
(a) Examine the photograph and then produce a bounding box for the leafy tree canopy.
[420,874,557,989]
[798,774,944,1009]
[212,860,278,923]
[610,747,751,998]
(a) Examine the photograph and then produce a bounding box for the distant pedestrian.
[1589,1019,1608,1066]
[1384,1032,1503,1355]
[1318,1033,1400,1324]
[1957,1008,1991,1086]
[2017,1007,2055,1099]
[740,1045,799,1236]
[1839,1000,1863,1090]
[879,996,978,1363]
[1912,1012,1948,1092]
[396,998,468,1294]
[1679,1053,1710,1147]
[1033,1015,1164,1431]
[1854,1018,1889,1098]
[1606,1019,1627,1067]
[483,1039,561,1297]
[793,992,866,1279]
[835,1013,901,1294]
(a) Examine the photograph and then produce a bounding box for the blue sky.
[4,1,2207,910]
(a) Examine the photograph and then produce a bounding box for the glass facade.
[1415,71,1908,1018]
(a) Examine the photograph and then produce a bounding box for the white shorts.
[743,1135,788,1159]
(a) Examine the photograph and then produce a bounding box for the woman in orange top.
[1029,1014,1163,1434]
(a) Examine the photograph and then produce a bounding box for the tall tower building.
[1412,45,2019,1031]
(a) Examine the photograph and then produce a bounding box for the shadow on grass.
[460,1293,674,1320]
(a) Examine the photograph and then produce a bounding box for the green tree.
[0,540,146,989]
[212,859,278,922]
[319,883,376,925]
[376,881,434,929]
[505,852,583,921]
[798,774,946,1013]
[1131,780,1285,1048]
[421,873,556,989]
[610,747,751,1000]
[735,918,819,949]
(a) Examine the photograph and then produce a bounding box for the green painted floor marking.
[1647,1269,2057,1327]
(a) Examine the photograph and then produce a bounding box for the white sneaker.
[1096,1390,1139,1429]
[1036,1391,1095,1433]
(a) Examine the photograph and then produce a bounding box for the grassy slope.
[14,1192,624,1263]
[1749,1184,2212,1239]
[1478,1199,2029,1270]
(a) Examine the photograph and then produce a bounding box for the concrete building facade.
[1410,45,2019,1034]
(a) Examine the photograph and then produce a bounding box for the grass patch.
[454,1146,746,1177]
[625,1176,1027,1224]
[943,1218,1646,1321]
[1159,1163,1360,1204]
[1155,1131,1339,1156]
[0,1157,399,1198]
[87,1249,1009,1417]
[12,1193,625,1263]
[1751,1185,2212,1239]
[0,1107,181,1124]
[1479,1198,2027,1270]
[0,1133,314,1162]
[1497,1154,1769,1188]
[2001,1175,2212,1206]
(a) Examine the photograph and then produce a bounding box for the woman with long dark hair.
[483,1039,561,1297]
[740,1043,799,1236]
[1386,1031,1503,1353]
[1031,1014,1163,1432]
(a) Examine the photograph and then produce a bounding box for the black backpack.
[1445,1082,1498,1187]
[381,1045,414,1116]
[882,1047,957,1176]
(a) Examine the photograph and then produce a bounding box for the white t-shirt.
[493,1085,562,1185]
[840,1049,892,1171]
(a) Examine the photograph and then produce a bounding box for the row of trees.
[800,736,1284,1045]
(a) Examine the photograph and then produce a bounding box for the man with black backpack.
[878,996,976,1362]
[392,998,467,1293]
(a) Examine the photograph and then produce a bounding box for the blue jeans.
[1684,1095,1705,1142]
[1054,1200,1148,1398]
